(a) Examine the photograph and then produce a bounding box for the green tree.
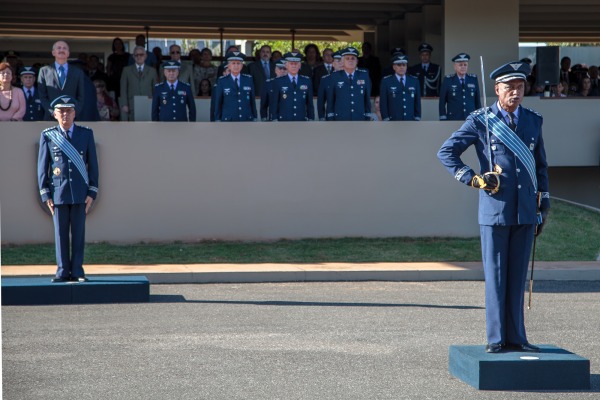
[253,40,363,57]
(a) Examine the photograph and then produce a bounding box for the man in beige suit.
[120,46,158,121]
[160,44,195,94]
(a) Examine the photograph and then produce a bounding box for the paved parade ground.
[3,280,599,399]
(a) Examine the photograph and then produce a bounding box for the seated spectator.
[94,79,119,121]
[373,95,382,121]
[198,78,212,97]
[106,37,130,103]
[192,47,218,93]
[589,65,599,92]
[304,43,322,72]
[576,76,598,97]
[0,62,26,121]
[551,80,568,98]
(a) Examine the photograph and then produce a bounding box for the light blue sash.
[44,127,89,186]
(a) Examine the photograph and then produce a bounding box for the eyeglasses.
[170,51,181,54]
[134,53,145,57]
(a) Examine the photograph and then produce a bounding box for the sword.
[528,192,543,309]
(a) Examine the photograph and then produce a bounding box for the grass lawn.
[2,199,598,265]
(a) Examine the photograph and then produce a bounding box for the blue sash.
[476,111,543,224]
[476,111,537,192]
[44,127,89,186]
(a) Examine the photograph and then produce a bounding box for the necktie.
[58,65,65,87]
[460,78,465,88]
[507,112,517,131]
[138,67,143,78]
[263,62,270,78]
[423,65,427,73]
[292,77,297,89]
[348,74,353,84]
[399,77,405,89]
[27,89,32,100]
[234,77,239,90]
[63,129,70,141]
[326,65,331,74]
[170,84,175,93]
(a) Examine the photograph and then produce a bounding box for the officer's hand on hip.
[471,173,499,192]
[85,196,94,214]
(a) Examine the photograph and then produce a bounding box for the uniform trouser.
[53,203,86,279]
[480,224,535,345]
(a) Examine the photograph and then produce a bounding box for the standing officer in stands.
[159,44,195,91]
[379,54,421,121]
[213,51,257,122]
[260,58,287,121]
[20,67,45,121]
[317,50,342,121]
[326,47,372,121]
[37,96,99,283]
[437,61,550,354]
[439,53,481,121]
[408,43,441,97]
[152,61,196,122]
[270,52,314,121]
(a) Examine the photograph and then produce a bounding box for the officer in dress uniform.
[437,61,550,354]
[20,67,45,121]
[260,58,287,121]
[213,51,257,122]
[37,96,99,283]
[326,47,372,121]
[152,61,196,122]
[439,53,481,121]
[379,54,421,121]
[270,52,315,121]
[317,51,343,121]
[407,43,441,97]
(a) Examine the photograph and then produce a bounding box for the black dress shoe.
[509,343,540,353]
[51,277,68,283]
[485,343,502,353]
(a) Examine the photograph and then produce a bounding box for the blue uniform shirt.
[270,74,315,121]
[213,74,257,122]
[152,81,196,122]
[379,74,421,121]
[326,69,372,121]
[439,73,481,121]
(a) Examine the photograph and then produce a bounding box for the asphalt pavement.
[3,280,600,399]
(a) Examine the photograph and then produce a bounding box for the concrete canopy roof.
[0,0,598,43]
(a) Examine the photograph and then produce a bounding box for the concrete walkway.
[2,261,600,284]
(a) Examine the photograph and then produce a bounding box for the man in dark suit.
[312,48,335,95]
[358,42,382,96]
[248,45,275,97]
[438,61,550,354]
[37,96,99,283]
[19,67,45,121]
[37,40,85,120]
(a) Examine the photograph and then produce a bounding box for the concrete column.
[443,0,519,96]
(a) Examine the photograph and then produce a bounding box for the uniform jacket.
[407,63,441,97]
[120,64,158,111]
[379,74,421,121]
[38,124,99,205]
[270,75,315,121]
[213,74,257,122]
[317,74,332,120]
[326,69,372,121]
[248,60,276,96]
[151,81,196,122]
[159,62,195,94]
[312,64,332,95]
[439,73,481,121]
[260,78,275,121]
[437,102,550,226]
[37,64,85,119]
[22,87,45,121]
